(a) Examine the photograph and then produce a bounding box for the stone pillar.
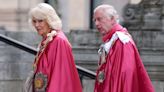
[162,3,164,31]
[68,0,90,31]
[58,0,69,32]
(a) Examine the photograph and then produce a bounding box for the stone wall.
[0,0,42,32]
[0,29,39,92]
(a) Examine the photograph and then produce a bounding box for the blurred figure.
[24,3,82,92]
[93,4,155,92]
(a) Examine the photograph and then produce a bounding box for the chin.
[37,32,43,36]
[101,31,106,35]
[101,33,106,36]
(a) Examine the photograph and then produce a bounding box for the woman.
[26,3,82,92]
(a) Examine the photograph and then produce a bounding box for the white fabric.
[116,32,131,44]
[23,71,34,92]
[103,33,118,54]
[103,32,131,54]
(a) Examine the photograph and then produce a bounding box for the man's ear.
[110,16,116,24]
[111,16,115,21]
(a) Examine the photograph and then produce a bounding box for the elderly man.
[93,4,155,92]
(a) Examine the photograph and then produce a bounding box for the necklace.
[33,31,57,71]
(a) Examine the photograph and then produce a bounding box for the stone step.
[67,30,101,46]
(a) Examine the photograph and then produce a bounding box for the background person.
[93,4,155,92]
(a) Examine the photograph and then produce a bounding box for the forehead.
[31,17,48,24]
[31,12,46,20]
[94,9,106,18]
[32,17,44,21]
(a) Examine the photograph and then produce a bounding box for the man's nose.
[95,20,99,26]
[95,21,101,28]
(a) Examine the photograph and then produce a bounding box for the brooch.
[34,72,48,92]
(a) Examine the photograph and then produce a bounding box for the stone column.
[58,0,69,32]
[162,4,164,31]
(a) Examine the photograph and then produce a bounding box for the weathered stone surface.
[68,29,101,46]
[82,79,95,92]
[0,80,23,92]
[123,0,163,31]
[152,81,164,92]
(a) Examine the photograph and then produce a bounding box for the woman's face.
[32,17,51,37]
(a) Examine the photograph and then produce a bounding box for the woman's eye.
[38,20,43,22]
[32,20,36,23]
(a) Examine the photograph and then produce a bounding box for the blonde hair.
[94,4,119,23]
[29,3,62,30]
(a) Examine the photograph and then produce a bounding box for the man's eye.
[94,17,103,22]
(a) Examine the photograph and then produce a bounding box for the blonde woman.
[25,3,82,92]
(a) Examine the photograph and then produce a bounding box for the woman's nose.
[34,21,40,27]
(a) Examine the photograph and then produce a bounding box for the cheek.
[34,25,38,29]
[32,23,36,27]
[104,21,111,28]
[101,22,108,29]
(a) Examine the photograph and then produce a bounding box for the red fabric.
[35,31,82,92]
[102,24,124,42]
[94,24,155,92]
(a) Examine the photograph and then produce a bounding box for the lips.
[36,28,42,32]
[96,26,101,31]
[98,28,106,35]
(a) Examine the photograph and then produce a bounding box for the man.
[93,4,155,92]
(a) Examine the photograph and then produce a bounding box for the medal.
[34,72,48,92]
[98,71,105,83]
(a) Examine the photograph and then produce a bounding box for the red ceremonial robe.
[34,31,82,92]
[94,24,155,92]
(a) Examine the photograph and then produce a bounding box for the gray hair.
[94,4,119,23]
[29,3,62,30]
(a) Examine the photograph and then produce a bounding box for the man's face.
[93,10,114,36]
